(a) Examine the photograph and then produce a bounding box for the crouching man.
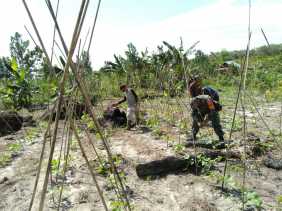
[112,85,139,130]
[188,78,224,142]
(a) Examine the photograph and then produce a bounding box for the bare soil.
[0,99,281,211]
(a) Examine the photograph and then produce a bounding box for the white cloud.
[0,0,282,69]
[92,0,282,69]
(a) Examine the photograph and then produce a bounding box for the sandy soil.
[0,100,281,211]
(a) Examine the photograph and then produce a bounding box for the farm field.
[1,1,282,211]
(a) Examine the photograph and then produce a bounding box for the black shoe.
[219,136,224,142]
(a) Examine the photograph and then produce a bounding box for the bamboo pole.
[50,0,60,64]
[241,1,251,209]
[221,32,252,191]
[46,2,131,209]
[24,25,39,48]
[71,121,109,211]
[54,40,67,61]
[57,97,75,210]
[22,0,53,73]
[37,1,88,210]
[260,28,270,47]
[28,105,55,211]
[87,0,102,54]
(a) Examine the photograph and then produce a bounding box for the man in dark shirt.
[188,78,224,142]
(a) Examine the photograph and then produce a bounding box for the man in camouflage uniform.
[188,78,224,141]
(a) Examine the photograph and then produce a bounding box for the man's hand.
[112,103,118,107]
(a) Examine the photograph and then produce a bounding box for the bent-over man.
[188,78,224,142]
[113,85,139,130]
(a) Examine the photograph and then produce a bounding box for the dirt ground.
[0,98,282,211]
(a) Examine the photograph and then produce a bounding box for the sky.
[0,0,282,69]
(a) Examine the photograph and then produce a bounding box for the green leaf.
[11,57,18,72]
[277,195,282,204]
[19,68,25,81]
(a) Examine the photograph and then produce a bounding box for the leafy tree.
[0,32,44,109]
[0,57,11,79]
[80,51,92,74]
[191,50,214,75]
[0,58,34,109]
[9,32,43,78]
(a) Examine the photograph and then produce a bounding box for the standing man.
[188,77,224,142]
[112,85,139,130]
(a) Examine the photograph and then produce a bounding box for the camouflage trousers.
[191,110,224,141]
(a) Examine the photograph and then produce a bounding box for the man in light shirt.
[112,85,139,130]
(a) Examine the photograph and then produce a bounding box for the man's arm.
[131,89,138,103]
[113,96,126,106]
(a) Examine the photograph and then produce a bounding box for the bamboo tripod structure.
[22,0,131,210]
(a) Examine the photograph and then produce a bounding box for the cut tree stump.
[185,140,226,149]
[40,99,88,121]
[22,115,36,127]
[263,156,282,170]
[203,149,241,160]
[136,150,241,179]
[0,111,23,136]
[136,156,201,178]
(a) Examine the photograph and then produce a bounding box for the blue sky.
[0,0,282,69]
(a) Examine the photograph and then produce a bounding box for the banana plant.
[0,58,34,109]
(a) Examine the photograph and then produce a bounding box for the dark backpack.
[203,87,222,111]
[203,86,219,102]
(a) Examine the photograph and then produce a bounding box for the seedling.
[0,154,12,167]
[8,142,22,153]
[173,143,185,154]
[81,113,95,131]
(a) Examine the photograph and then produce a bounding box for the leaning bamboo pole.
[221,33,252,191]
[56,96,75,210]
[22,0,53,74]
[23,1,88,209]
[24,0,130,210]
[87,0,102,54]
[28,105,55,211]
[46,1,131,209]
[24,25,39,48]
[241,1,251,209]
[40,10,87,211]
[71,121,109,211]
[50,0,60,64]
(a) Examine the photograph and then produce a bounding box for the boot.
[191,133,197,141]
[127,120,132,130]
[219,135,224,142]
[216,135,226,149]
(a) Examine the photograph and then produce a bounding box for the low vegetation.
[0,31,282,210]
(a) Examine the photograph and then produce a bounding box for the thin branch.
[87,0,102,54]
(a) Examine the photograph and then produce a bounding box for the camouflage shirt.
[190,95,213,116]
